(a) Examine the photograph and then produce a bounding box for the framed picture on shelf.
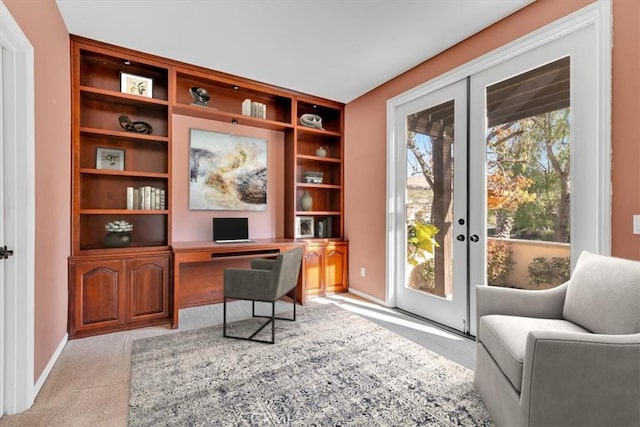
[295,216,314,238]
[96,147,125,170]
[120,72,153,98]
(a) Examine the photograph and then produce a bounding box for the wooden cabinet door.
[303,247,324,296]
[127,255,170,322]
[324,243,348,293]
[69,260,125,335]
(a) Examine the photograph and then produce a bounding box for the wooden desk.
[170,239,305,328]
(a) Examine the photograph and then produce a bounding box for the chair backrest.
[271,247,304,299]
[563,251,640,334]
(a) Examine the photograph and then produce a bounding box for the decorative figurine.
[118,115,153,134]
[299,113,323,130]
[190,87,211,107]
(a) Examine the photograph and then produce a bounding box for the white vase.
[315,146,327,157]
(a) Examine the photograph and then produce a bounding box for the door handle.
[469,234,480,243]
[0,245,14,259]
[456,234,465,242]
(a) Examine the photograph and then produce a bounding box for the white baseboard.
[348,288,389,307]
[34,333,67,397]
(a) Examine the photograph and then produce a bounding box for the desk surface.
[171,238,304,253]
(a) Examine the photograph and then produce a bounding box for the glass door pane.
[406,101,454,299]
[485,57,571,290]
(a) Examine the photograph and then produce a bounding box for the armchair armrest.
[252,259,276,270]
[521,331,640,426]
[476,283,568,329]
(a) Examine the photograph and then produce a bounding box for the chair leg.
[224,297,295,344]
[292,286,297,321]
[223,297,227,337]
[271,301,275,343]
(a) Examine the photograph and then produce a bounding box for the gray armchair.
[475,251,640,426]
[223,247,303,344]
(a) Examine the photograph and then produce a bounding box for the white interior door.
[0,41,5,418]
[393,79,469,333]
[0,1,36,414]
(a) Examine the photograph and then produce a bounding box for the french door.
[393,80,469,332]
[467,21,604,335]
[390,4,609,335]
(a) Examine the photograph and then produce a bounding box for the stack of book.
[303,171,324,184]
[241,99,267,119]
[126,186,166,210]
[316,217,332,238]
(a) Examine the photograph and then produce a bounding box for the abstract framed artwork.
[189,129,267,211]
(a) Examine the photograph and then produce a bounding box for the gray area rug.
[129,303,492,426]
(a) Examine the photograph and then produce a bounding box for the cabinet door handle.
[456,234,465,242]
[469,234,480,243]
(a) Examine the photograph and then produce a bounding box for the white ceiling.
[56,0,532,103]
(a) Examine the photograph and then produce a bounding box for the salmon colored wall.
[344,0,595,302]
[3,0,71,380]
[171,115,285,241]
[611,0,640,260]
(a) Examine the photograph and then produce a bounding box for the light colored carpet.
[129,303,492,426]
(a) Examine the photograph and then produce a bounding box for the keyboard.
[215,239,253,244]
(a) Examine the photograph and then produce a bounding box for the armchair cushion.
[563,251,640,334]
[479,315,589,392]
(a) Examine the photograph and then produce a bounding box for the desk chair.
[223,247,303,344]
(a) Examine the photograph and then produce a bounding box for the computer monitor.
[212,217,250,243]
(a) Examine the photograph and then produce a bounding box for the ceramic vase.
[315,146,327,157]
[104,232,132,248]
[300,191,313,211]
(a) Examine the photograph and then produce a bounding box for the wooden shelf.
[296,183,342,190]
[80,209,169,215]
[296,211,342,216]
[172,104,293,131]
[297,154,341,163]
[76,244,171,254]
[296,126,342,137]
[79,168,169,179]
[79,127,169,143]
[80,86,169,107]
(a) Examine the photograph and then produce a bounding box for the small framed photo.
[96,147,125,171]
[120,72,153,98]
[296,216,314,238]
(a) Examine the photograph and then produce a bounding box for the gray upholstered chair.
[475,250,640,427]
[223,247,303,344]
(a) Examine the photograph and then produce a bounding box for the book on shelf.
[143,186,151,210]
[242,99,252,116]
[316,217,333,238]
[241,99,267,119]
[128,186,165,210]
[126,187,134,210]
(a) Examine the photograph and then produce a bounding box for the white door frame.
[0,0,36,414]
[386,2,611,314]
